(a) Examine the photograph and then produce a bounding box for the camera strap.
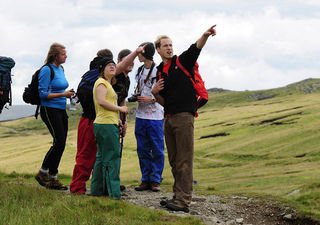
[143,62,155,84]
[135,62,156,93]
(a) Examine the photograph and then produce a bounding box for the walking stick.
[119,111,128,191]
[119,112,126,158]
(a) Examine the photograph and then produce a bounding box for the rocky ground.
[121,186,320,225]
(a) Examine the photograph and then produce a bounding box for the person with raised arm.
[152,25,217,212]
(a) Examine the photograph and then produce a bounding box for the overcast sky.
[1,0,320,104]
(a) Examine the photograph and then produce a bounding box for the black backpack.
[22,64,54,118]
[76,68,100,120]
[0,56,15,114]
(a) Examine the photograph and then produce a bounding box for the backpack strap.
[35,105,40,119]
[39,64,55,80]
[35,64,55,119]
[176,57,195,83]
[46,64,55,80]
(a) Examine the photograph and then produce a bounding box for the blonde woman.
[35,43,75,190]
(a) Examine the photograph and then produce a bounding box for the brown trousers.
[164,112,194,206]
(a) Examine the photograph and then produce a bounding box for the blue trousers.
[135,118,164,184]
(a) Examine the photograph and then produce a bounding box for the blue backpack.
[77,69,99,96]
[76,69,100,119]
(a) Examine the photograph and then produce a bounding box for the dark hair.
[98,57,116,73]
[97,49,113,58]
[117,49,132,62]
[139,42,155,60]
[98,57,116,85]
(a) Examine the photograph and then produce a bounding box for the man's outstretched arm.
[196,25,217,49]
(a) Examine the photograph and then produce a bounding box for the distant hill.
[284,78,320,94]
[208,78,320,95]
[207,87,231,93]
[206,78,320,106]
[247,78,320,100]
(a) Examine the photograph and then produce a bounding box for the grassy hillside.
[0,173,201,225]
[1,78,320,221]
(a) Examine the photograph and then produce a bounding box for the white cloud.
[0,1,319,104]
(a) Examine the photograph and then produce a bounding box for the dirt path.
[121,186,320,225]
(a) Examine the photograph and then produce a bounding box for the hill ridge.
[208,77,320,95]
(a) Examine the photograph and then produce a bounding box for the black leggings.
[40,106,68,176]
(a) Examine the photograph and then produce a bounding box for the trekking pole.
[120,132,124,158]
[119,112,127,158]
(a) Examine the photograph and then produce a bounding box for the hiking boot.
[46,178,68,190]
[120,185,126,192]
[134,182,150,191]
[35,171,50,187]
[166,200,189,213]
[121,192,128,197]
[151,183,160,192]
[160,198,175,206]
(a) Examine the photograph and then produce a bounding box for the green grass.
[191,87,320,219]
[2,78,320,223]
[0,172,202,225]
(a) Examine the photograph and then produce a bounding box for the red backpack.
[176,57,208,110]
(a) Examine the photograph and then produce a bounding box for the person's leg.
[168,113,194,207]
[90,149,104,195]
[70,117,97,194]
[91,124,121,199]
[90,124,106,196]
[36,107,68,189]
[164,116,177,197]
[147,119,164,188]
[40,107,68,176]
[101,124,121,199]
[135,118,153,190]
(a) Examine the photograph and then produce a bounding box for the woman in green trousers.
[90,57,128,199]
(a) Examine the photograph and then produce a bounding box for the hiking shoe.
[35,171,50,187]
[151,183,160,192]
[121,192,128,197]
[160,198,175,206]
[46,178,68,190]
[134,182,150,191]
[120,185,126,192]
[166,200,189,213]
